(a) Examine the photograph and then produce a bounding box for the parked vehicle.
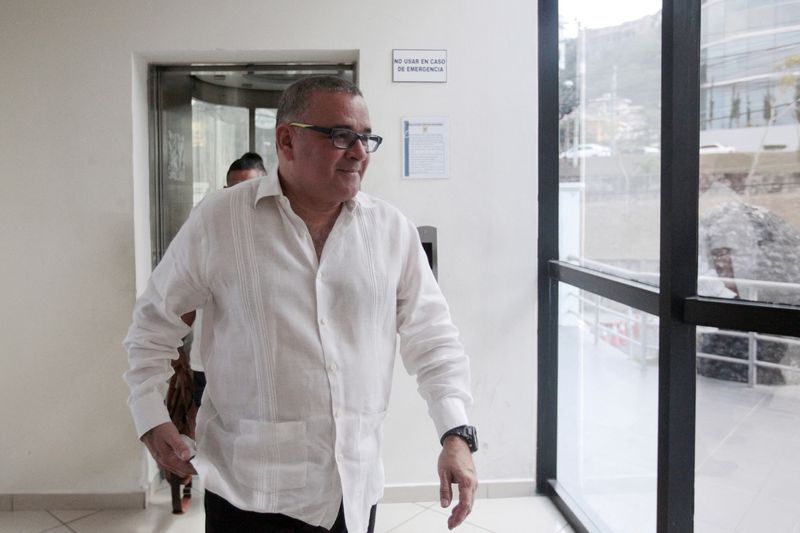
[699,142,736,154]
[621,146,660,155]
[559,143,612,158]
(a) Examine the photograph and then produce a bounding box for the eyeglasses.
[289,122,383,153]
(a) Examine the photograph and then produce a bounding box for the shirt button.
[336,453,344,463]
[319,317,326,325]
[328,362,338,372]
[333,408,341,418]
[317,271,324,280]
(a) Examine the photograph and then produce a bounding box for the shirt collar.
[255,168,375,211]
[254,169,284,207]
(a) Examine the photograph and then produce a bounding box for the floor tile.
[0,511,62,533]
[387,508,492,532]
[67,487,204,533]
[757,463,800,505]
[67,508,205,533]
[734,491,800,533]
[694,519,732,533]
[413,501,442,509]
[374,502,429,533]
[696,451,774,493]
[694,478,757,531]
[583,491,656,533]
[48,510,99,523]
[449,497,567,533]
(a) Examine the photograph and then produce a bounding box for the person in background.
[125,76,477,532]
[226,152,267,187]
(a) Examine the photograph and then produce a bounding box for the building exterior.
[701,0,800,151]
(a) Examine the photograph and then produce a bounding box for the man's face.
[226,168,263,188]
[278,91,371,206]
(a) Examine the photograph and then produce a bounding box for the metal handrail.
[565,290,799,386]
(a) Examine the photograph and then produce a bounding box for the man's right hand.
[141,422,197,478]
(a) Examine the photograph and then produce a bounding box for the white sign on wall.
[392,49,447,83]
[402,117,449,179]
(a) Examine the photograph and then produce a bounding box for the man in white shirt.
[124,76,477,532]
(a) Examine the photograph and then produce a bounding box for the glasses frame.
[289,122,383,153]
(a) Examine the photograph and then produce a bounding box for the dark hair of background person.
[226,154,266,180]
[239,152,264,167]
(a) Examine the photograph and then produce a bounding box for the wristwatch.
[440,425,478,453]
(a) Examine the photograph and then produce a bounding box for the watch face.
[442,425,478,452]
[458,426,478,452]
[465,426,478,452]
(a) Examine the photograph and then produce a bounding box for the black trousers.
[205,490,376,533]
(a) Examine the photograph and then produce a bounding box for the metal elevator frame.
[147,62,357,265]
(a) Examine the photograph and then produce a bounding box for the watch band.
[440,425,478,453]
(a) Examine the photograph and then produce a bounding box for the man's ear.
[275,124,294,161]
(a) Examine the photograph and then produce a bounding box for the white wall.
[0,0,538,497]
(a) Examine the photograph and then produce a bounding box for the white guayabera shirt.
[123,171,472,533]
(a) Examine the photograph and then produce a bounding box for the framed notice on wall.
[402,117,449,179]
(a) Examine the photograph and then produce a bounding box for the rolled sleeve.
[396,219,473,438]
[122,208,211,438]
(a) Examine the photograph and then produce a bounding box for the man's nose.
[346,139,369,160]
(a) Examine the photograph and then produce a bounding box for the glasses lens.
[331,129,358,149]
[366,136,382,153]
[329,128,382,153]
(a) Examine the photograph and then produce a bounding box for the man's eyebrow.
[331,124,373,133]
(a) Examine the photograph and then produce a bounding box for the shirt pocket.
[232,419,308,493]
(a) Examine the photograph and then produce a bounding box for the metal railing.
[564,289,800,386]
[565,291,659,365]
[696,327,800,386]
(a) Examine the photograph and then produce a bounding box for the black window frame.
[536,1,800,532]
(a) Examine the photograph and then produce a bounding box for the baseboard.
[380,478,537,503]
[3,492,145,511]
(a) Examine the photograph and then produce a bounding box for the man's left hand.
[437,436,478,529]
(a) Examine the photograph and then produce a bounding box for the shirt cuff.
[428,396,470,440]
[128,390,171,439]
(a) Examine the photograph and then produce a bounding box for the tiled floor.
[0,484,573,533]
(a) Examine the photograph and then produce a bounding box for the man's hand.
[438,436,478,529]
[141,422,197,479]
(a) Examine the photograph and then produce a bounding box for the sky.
[560,0,662,33]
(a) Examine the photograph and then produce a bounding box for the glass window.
[745,34,776,78]
[191,99,248,204]
[557,284,659,533]
[558,0,662,286]
[725,0,749,34]
[699,6,800,306]
[254,108,277,175]
[784,1,800,25]
[706,2,725,42]
[746,5,775,32]
[695,331,800,531]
